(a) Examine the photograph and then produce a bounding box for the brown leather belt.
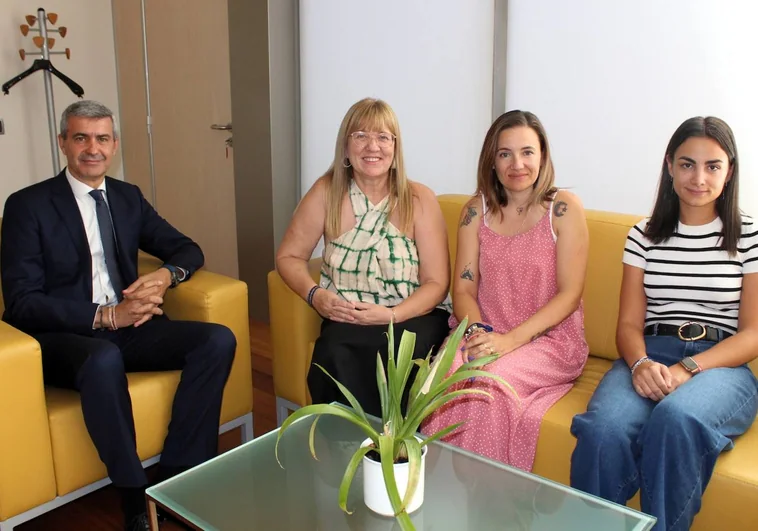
[644,322,731,342]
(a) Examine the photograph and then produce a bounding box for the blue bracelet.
[465,322,493,339]
[306,285,321,307]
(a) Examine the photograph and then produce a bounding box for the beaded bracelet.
[306,285,321,307]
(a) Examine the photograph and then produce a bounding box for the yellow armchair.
[0,245,253,530]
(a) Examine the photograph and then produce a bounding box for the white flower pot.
[361,437,427,516]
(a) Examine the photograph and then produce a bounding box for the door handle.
[210,123,232,131]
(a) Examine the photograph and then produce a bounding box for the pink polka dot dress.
[421,199,588,471]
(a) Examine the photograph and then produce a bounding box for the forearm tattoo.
[530,326,554,341]
[460,263,474,281]
[460,206,478,226]
[553,201,568,217]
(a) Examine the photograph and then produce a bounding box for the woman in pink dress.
[422,110,589,471]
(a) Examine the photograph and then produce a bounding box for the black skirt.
[307,308,451,418]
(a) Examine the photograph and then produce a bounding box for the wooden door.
[113,0,238,278]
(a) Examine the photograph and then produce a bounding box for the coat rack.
[2,8,83,175]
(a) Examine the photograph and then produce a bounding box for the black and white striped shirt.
[623,215,758,334]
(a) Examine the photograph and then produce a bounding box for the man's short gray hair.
[60,100,119,140]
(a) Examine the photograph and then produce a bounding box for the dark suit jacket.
[1,170,204,335]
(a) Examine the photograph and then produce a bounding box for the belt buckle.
[677,322,706,341]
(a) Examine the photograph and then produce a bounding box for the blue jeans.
[569,335,758,531]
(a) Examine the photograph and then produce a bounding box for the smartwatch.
[679,356,702,375]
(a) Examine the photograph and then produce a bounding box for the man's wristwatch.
[679,356,702,375]
[161,264,187,288]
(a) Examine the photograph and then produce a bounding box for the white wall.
[505,0,758,217]
[299,0,495,197]
[0,0,121,211]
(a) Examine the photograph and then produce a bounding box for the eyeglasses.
[348,131,396,148]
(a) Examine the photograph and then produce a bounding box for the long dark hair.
[646,116,740,255]
[476,110,557,220]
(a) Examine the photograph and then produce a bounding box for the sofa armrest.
[138,254,253,423]
[0,321,56,520]
[268,259,323,407]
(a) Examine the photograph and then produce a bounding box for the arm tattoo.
[460,206,478,227]
[553,201,568,217]
[530,326,554,341]
[460,263,474,281]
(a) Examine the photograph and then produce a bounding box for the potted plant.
[275,318,517,531]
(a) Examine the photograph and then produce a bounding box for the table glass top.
[147,413,656,530]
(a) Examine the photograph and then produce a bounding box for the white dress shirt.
[66,169,119,306]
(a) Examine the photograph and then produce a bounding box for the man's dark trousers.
[35,316,236,487]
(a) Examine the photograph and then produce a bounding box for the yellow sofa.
[0,220,253,531]
[268,194,758,530]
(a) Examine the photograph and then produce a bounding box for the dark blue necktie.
[89,189,125,301]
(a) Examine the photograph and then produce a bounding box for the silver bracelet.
[630,356,652,375]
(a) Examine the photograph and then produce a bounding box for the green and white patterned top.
[320,181,452,311]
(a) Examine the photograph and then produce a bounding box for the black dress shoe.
[126,512,150,531]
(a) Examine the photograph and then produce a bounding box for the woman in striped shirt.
[570,117,758,531]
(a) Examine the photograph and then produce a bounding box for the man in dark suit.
[0,101,236,531]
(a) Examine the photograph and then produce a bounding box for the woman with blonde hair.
[422,110,590,471]
[276,98,451,416]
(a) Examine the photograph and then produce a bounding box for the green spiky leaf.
[400,437,423,510]
[406,350,434,412]
[308,414,321,460]
[275,403,377,467]
[428,318,468,391]
[418,421,465,449]
[338,444,372,514]
[376,351,389,425]
[312,363,370,424]
[379,434,405,514]
[276,318,519,531]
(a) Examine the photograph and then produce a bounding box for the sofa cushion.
[46,371,180,495]
[704,425,758,529]
[582,211,643,361]
[0,217,4,313]
[0,321,56,521]
[438,194,471,286]
[533,355,758,531]
[533,357,612,481]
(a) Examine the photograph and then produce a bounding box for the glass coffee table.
[146,413,656,530]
